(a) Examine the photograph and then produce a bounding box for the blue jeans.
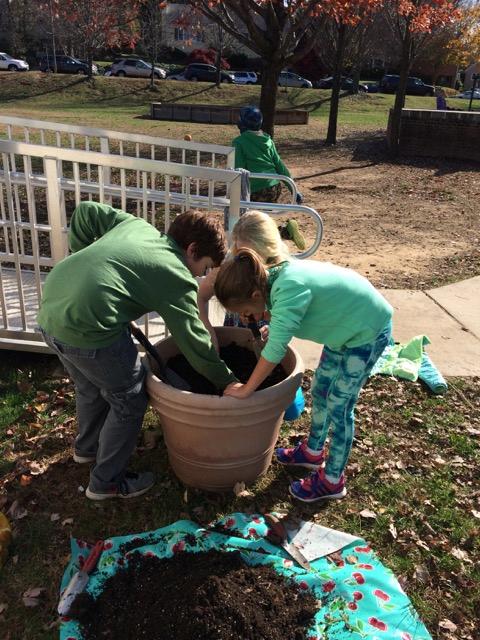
[308,322,392,479]
[40,328,148,490]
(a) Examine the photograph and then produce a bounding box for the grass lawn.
[2,71,473,138]
[0,349,478,639]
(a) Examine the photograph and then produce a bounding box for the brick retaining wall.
[388,108,480,162]
[151,103,309,125]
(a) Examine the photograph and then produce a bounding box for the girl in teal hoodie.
[214,248,392,502]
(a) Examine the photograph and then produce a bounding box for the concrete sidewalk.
[291,276,480,377]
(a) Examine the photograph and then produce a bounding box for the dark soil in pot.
[167,343,286,394]
[69,549,317,640]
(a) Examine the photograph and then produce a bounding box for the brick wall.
[387,109,480,162]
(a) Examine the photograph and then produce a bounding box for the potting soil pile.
[167,343,286,394]
[60,513,433,640]
[69,549,316,640]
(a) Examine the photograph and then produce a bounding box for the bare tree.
[138,0,164,89]
[190,0,323,137]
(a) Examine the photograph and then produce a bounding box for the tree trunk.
[49,0,57,73]
[87,47,93,79]
[216,26,224,87]
[326,23,346,145]
[390,30,412,156]
[150,25,157,90]
[259,62,282,137]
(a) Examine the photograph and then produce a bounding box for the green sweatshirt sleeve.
[262,279,312,364]
[157,275,237,390]
[69,202,133,253]
[233,139,247,170]
[270,141,291,178]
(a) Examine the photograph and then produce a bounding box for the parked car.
[166,70,187,81]
[38,55,97,75]
[314,76,368,93]
[183,63,234,83]
[278,71,312,88]
[0,52,29,71]
[110,58,166,79]
[231,71,258,85]
[379,74,435,96]
[454,89,480,100]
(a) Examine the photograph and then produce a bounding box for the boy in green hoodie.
[38,202,237,500]
[232,106,306,251]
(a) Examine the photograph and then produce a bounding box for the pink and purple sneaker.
[275,439,325,470]
[289,469,347,502]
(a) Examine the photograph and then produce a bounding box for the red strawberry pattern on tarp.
[59,514,432,640]
[369,617,388,631]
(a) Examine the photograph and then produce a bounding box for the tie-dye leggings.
[308,322,392,479]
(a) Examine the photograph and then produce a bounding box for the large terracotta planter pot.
[145,327,304,492]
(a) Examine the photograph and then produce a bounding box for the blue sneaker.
[289,469,346,503]
[275,439,325,470]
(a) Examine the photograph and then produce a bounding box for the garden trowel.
[58,540,103,616]
[130,322,191,391]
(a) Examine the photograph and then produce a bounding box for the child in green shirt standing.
[38,202,237,501]
[214,248,392,502]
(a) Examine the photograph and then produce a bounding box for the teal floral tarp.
[60,513,432,640]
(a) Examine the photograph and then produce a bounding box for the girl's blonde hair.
[231,211,289,266]
[215,247,268,308]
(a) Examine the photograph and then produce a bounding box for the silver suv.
[0,52,29,71]
[111,58,166,79]
[278,71,312,88]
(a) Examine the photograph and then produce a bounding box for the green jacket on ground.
[37,202,236,389]
[232,130,291,194]
[262,260,393,364]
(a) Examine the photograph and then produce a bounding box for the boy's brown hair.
[167,211,226,266]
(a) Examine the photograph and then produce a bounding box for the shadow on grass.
[284,86,363,113]
[0,76,87,103]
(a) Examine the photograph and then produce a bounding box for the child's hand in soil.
[224,382,253,399]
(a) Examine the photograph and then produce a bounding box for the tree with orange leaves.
[385,0,460,154]
[51,0,141,77]
[190,1,384,138]
[322,0,384,144]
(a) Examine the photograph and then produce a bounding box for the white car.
[454,89,480,100]
[0,52,29,71]
[278,71,312,88]
[232,71,258,85]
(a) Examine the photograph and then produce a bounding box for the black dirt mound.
[167,343,286,394]
[70,549,317,640]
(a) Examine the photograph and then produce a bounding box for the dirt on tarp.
[69,549,318,640]
[167,343,287,394]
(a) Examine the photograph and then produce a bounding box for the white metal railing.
[0,135,323,353]
[0,114,236,169]
[0,139,242,352]
[0,115,299,204]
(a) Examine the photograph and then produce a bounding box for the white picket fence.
[0,118,323,353]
